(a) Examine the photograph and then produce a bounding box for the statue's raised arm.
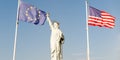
[46,13,53,30]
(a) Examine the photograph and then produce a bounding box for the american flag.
[88,6,115,28]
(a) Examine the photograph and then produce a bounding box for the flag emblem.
[88,6,115,28]
[18,1,46,25]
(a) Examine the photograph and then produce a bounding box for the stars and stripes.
[88,6,115,28]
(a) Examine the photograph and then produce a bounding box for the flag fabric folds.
[18,1,46,25]
[88,6,115,28]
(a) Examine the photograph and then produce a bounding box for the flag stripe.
[88,6,115,28]
[101,11,115,28]
[88,16,103,27]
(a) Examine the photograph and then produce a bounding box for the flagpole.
[85,0,90,60]
[12,0,20,60]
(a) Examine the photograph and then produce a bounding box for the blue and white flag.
[18,1,46,25]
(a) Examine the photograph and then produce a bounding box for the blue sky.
[0,0,120,60]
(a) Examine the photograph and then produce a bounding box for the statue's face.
[53,22,59,29]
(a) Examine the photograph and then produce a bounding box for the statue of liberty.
[46,13,64,60]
